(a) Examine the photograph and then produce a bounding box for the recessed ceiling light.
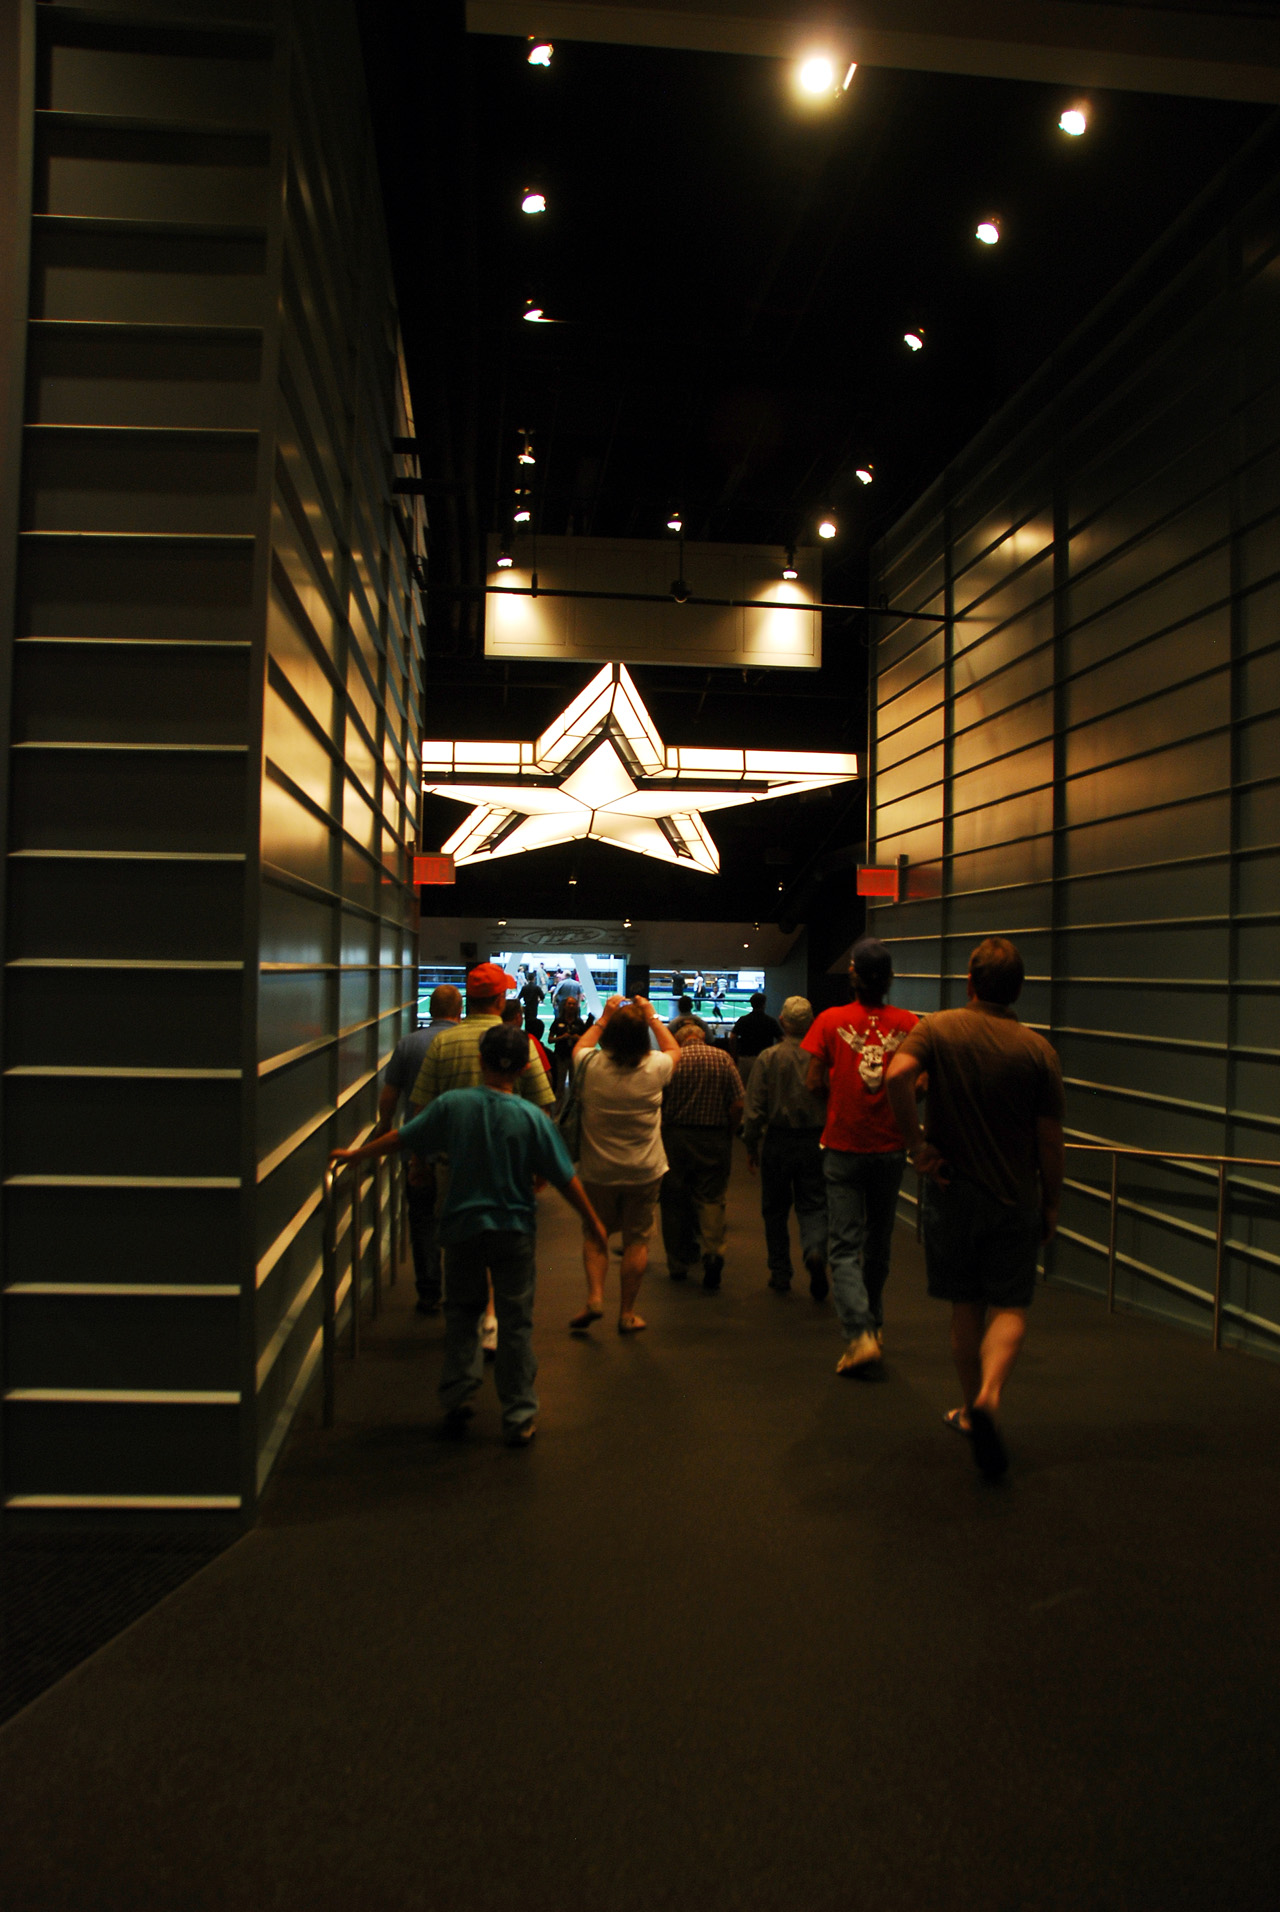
[797,55,835,95]
[817,517,837,539]
[976,220,1000,246]
[904,329,924,352]
[527,40,552,66]
[855,466,874,486]
[1059,107,1088,137]
[521,190,547,215]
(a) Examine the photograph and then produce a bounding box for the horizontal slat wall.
[870,150,1280,1358]
[1,0,422,1518]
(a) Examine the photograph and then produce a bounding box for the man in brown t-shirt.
[885,937,1064,1482]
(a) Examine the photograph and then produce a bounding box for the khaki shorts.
[581,1178,663,1246]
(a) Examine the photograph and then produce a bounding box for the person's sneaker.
[835,1331,882,1377]
[702,1254,724,1291]
[767,1275,791,1293]
[504,1418,538,1448]
[804,1252,829,1302]
[481,1314,498,1358]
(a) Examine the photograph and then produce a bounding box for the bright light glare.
[521,191,547,214]
[496,553,514,569]
[514,508,531,523]
[667,515,683,533]
[1059,108,1087,137]
[527,41,552,66]
[817,518,837,539]
[904,330,924,352]
[841,62,857,91]
[518,450,535,465]
[855,466,874,486]
[782,562,798,580]
[976,220,1000,246]
[523,304,545,322]
[798,56,835,95]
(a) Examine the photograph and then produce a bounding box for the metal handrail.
[1063,1142,1280,1350]
[320,1145,406,1425]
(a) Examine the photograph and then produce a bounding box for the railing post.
[1107,1151,1118,1313]
[322,1164,337,1428]
[371,1158,383,1320]
[350,1168,361,1357]
[1213,1160,1228,1352]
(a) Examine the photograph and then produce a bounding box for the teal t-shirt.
[398,1088,575,1242]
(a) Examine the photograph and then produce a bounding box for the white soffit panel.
[482,534,822,670]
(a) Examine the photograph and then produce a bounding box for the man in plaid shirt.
[660,1025,744,1290]
[411,963,554,1113]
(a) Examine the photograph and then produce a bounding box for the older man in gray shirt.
[741,996,829,1300]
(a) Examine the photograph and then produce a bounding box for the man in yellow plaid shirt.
[410,962,555,1113]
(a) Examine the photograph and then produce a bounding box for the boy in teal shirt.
[332,1023,605,1445]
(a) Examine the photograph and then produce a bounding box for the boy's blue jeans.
[439,1230,539,1432]
[822,1148,907,1336]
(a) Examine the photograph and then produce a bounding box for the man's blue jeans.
[439,1230,538,1433]
[822,1148,907,1336]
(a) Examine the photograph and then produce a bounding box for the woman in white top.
[568,996,679,1334]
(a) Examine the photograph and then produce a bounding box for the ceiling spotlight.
[523,302,552,323]
[797,55,835,95]
[498,919,507,926]
[623,916,632,928]
[521,190,547,215]
[1059,107,1088,137]
[527,39,552,66]
[568,875,578,886]
[666,512,683,533]
[514,506,531,524]
[496,544,514,569]
[855,465,874,486]
[976,220,1001,246]
[904,329,924,352]
[518,441,535,465]
[782,547,799,580]
[817,517,837,539]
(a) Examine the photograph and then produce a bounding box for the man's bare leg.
[974,1307,1026,1417]
[619,1240,649,1328]
[582,1235,609,1312]
[949,1302,986,1426]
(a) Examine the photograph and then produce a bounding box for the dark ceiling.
[357,1,1270,948]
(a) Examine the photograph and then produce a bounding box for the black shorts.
[921,1173,1040,1309]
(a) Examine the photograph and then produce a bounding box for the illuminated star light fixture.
[422,663,859,875]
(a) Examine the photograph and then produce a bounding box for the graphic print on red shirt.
[801,1001,919,1153]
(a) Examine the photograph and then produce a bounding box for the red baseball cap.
[466,961,517,996]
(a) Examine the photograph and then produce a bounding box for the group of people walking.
[333,932,1064,1480]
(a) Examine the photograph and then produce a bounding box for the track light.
[904,329,924,352]
[514,506,531,524]
[518,439,535,465]
[496,543,514,569]
[521,190,547,215]
[782,548,798,580]
[527,40,552,66]
[976,220,1000,246]
[855,465,874,486]
[1059,107,1088,137]
[666,511,683,533]
[523,302,548,322]
[817,517,837,540]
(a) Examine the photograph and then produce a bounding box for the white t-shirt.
[577,1049,675,1185]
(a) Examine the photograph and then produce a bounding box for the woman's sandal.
[569,1307,603,1332]
[943,1406,972,1435]
[617,1314,648,1334]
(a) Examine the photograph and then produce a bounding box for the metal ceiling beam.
[466,1,1280,103]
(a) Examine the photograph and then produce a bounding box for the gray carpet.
[2,1152,1280,1912]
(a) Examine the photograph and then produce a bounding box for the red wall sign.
[857,865,900,899]
[413,853,456,886]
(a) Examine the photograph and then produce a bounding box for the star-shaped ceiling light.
[422,663,858,874]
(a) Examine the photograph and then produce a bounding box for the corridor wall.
[868,125,1280,1356]
[0,0,424,1517]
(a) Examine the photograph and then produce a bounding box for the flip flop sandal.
[618,1315,648,1334]
[967,1406,1009,1482]
[943,1407,972,1435]
[569,1307,603,1332]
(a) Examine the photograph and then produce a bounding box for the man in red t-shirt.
[802,937,918,1376]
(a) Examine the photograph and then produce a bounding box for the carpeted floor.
[2,1151,1280,1912]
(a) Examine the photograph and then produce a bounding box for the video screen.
[655,968,765,1027]
[497,953,627,1026]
